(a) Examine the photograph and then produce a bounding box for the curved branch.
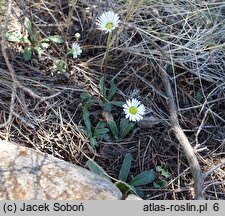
[0,0,17,129]
[160,66,205,200]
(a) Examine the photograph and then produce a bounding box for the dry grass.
[0,0,225,199]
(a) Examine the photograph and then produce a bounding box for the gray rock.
[0,140,122,200]
[125,194,142,200]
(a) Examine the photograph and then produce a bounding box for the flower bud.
[75,32,81,40]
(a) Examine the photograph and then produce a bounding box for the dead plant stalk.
[160,67,205,200]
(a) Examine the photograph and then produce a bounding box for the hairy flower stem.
[101,31,112,98]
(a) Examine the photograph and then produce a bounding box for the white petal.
[136,114,143,121]
[126,99,132,107]
[106,12,112,21]
[131,99,136,106]
[123,104,129,109]
[137,105,145,115]
[131,115,136,122]
[125,113,130,119]
[123,107,129,112]
[124,109,130,114]
[133,99,140,107]
[129,115,134,121]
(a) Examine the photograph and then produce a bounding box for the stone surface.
[0,140,122,200]
[125,194,142,200]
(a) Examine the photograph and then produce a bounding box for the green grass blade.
[107,80,117,100]
[87,160,111,181]
[23,47,32,61]
[99,76,106,98]
[82,108,91,132]
[128,170,156,187]
[119,153,132,182]
[48,35,64,44]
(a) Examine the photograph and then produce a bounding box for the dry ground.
[0,0,225,199]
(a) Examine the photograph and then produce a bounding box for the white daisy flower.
[71,42,82,59]
[123,98,145,122]
[96,11,120,33]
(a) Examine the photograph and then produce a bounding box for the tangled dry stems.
[0,0,225,199]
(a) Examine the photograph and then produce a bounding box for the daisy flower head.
[123,98,145,122]
[96,11,120,34]
[71,42,82,59]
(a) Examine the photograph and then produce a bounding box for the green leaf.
[166,64,173,75]
[156,165,170,178]
[5,32,21,42]
[82,108,91,132]
[161,168,170,178]
[48,35,64,44]
[110,101,125,107]
[29,34,36,45]
[156,166,163,172]
[119,153,132,182]
[90,136,98,148]
[87,160,111,181]
[104,112,119,139]
[55,60,67,72]
[41,38,50,43]
[40,42,51,49]
[108,119,119,139]
[128,170,155,187]
[102,102,112,112]
[24,17,32,33]
[103,133,110,142]
[34,46,42,56]
[159,180,168,188]
[121,125,134,138]
[135,187,145,198]
[195,90,204,103]
[80,93,93,102]
[23,47,32,61]
[153,181,161,189]
[107,80,117,100]
[83,129,89,136]
[153,180,167,189]
[120,118,128,131]
[115,181,137,195]
[99,77,106,98]
[93,128,109,138]
[95,121,107,129]
[119,118,134,138]
[84,99,97,109]
[21,36,31,44]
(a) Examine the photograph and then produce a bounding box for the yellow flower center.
[129,106,138,115]
[106,22,114,29]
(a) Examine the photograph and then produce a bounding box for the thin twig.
[202,181,225,196]
[203,159,225,180]
[0,0,17,129]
